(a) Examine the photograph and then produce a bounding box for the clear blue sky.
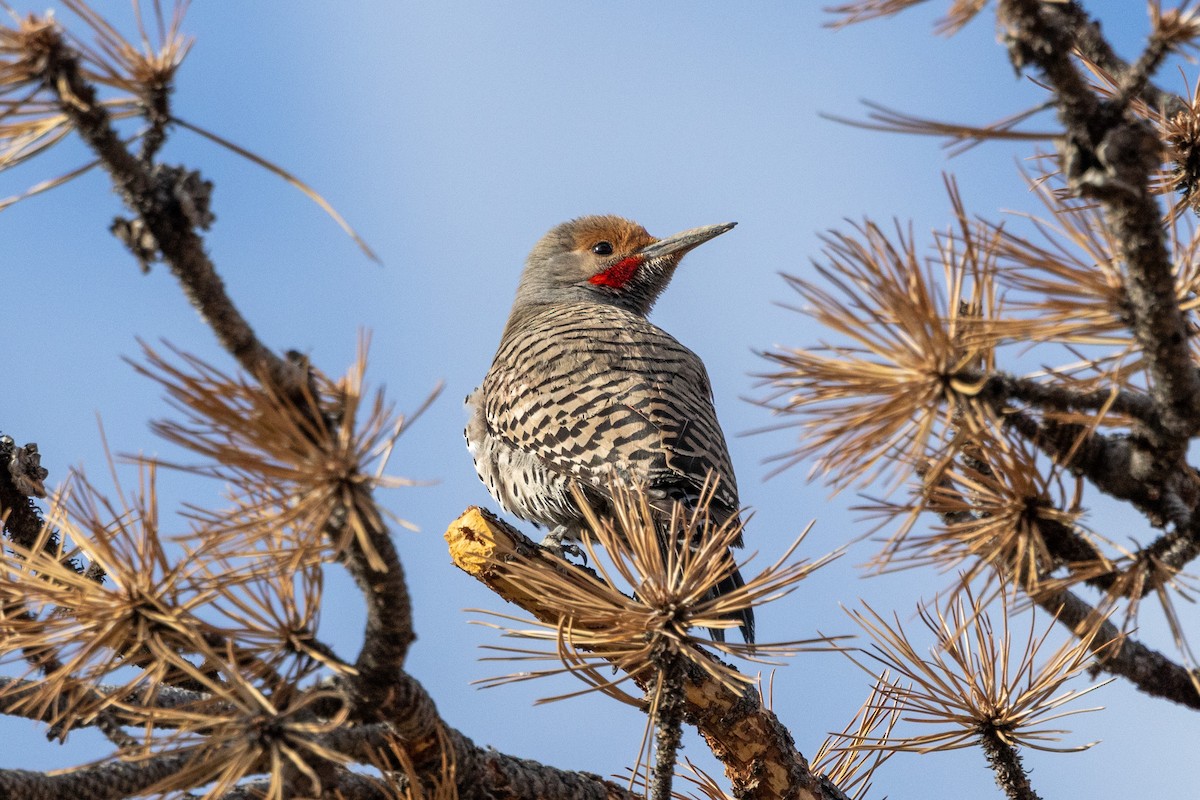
[5,1,1197,797]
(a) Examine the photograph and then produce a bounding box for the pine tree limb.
[445,507,853,800]
[28,22,303,398]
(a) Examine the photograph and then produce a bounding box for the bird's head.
[512,215,736,316]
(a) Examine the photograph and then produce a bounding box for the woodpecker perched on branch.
[466,215,752,643]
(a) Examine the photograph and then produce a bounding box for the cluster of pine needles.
[0,338,430,799]
[757,163,1200,656]
[471,479,842,795]
[0,0,374,255]
[746,3,1200,789]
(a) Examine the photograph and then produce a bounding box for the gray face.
[510,215,735,318]
[511,215,662,315]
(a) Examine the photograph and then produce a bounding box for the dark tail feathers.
[707,563,755,645]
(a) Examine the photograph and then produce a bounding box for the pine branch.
[977,370,1155,422]
[1050,1,1184,115]
[0,677,212,728]
[979,727,1042,800]
[0,754,194,800]
[22,11,421,736]
[1002,409,1196,530]
[0,722,395,800]
[450,733,638,800]
[27,23,303,397]
[338,512,416,722]
[0,436,48,549]
[649,652,686,800]
[1141,514,1200,575]
[445,507,853,800]
[911,436,1200,710]
[1001,404,1200,596]
[1035,586,1200,710]
[999,0,1200,455]
[216,772,395,800]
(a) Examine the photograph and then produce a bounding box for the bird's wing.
[482,304,741,524]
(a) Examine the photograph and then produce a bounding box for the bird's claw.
[540,527,588,564]
[564,542,588,563]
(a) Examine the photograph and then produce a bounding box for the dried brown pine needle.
[0,466,211,733]
[0,447,371,794]
[824,0,925,28]
[825,0,987,34]
[0,10,73,98]
[1151,0,1200,46]
[178,484,336,575]
[0,9,146,203]
[845,585,1111,754]
[0,14,78,166]
[1100,553,1200,687]
[0,101,71,169]
[812,672,901,800]
[0,2,378,259]
[757,183,1000,491]
[195,548,352,685]
[61,0,192,94]
[116,663,354,800]
[172,117,381,262]
[935,0,990,35]
[131,337,432,572]
[992,169,1200,388]
[824,99,1056,157]
[474,480,840,703]
[357,725,458,800]
[865,436,1095,596]
[1070,56,1190,218]
[995,200,1126,347]
[995,173,1200,350]
[669,759,733,800]
[1160,72,1200,214]
[624,758,736,800]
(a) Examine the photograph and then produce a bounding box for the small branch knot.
[1,436,48,499]
[110,217,160,273]
[110,165,214,272]
[162,165,215,231]
[1065,116,1162,199]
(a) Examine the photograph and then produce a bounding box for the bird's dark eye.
[591,241,614,256]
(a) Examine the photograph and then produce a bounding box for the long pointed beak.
[637,221,736,260]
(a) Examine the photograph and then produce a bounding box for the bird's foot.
[540,526,587,563]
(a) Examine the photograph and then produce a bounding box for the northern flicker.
[465,215,752,643]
